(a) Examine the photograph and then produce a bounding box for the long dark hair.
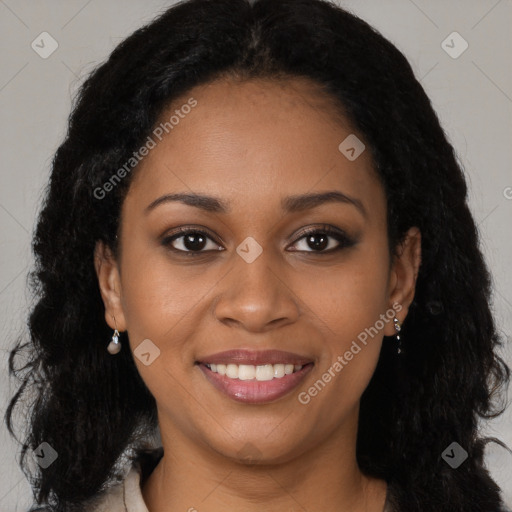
[5,0,511,510]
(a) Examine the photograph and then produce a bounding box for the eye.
[288,224,356,253]
[161,224,356,256]
[161,227,223,255]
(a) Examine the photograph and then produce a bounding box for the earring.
[107,316,121,355]
[393,317,402,354]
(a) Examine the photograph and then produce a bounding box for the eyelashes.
[162,227,223,255]
[160,224,357,257]
[290,225,356,253]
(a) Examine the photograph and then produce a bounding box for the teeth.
[274,364,285,378]
[205,362,305,380]
[239,364,256,380]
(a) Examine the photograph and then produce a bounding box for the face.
[95,77,420,464]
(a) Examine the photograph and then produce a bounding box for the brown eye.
[289,225,356,253]
[162,228,223,254]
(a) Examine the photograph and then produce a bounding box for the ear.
[94,240,127,332]
[383,226,422,336]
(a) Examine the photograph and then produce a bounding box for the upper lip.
[196,349,314,366]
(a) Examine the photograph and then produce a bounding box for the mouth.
[196,349,314,404]
[203,362,310,380]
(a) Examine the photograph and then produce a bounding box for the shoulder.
[26,465,148,512]
[88,447,163,512]
[26,447,163,512]
[380,479,511,512]
[86,463,149,512]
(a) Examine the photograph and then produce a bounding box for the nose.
[212,250,300,333]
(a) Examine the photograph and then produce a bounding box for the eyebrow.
[144,190,367,218]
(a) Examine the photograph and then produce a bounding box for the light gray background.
[1,0,511,510]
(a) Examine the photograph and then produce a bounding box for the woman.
[5,0,511,511]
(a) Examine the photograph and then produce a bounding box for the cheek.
[296,239,390,410]
[118,252,203,413]
[302,240,390,344]
[119,245,207,340]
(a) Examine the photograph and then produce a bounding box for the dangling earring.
[107,315,121,355]
[393,317,402,354]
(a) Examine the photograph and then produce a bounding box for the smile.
[197,359,314,404]
[204,362,305,380]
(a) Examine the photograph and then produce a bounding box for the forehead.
[124,77,384,220]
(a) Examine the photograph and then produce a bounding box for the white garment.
[91,465,148,512]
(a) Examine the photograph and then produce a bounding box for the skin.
[95,77,421,512]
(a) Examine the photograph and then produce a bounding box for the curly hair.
[5,0,511,511]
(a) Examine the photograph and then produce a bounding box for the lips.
[196,349,314,366]
[196,349,315,404]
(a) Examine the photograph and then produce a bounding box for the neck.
[141,409,387,512]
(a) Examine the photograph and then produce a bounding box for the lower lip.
[198,363,314,404]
